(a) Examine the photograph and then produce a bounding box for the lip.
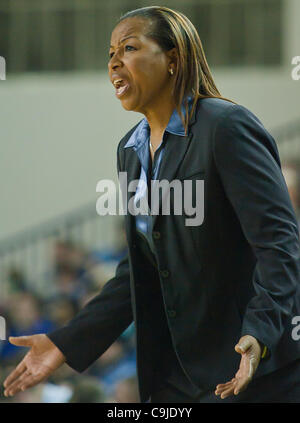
[115,82,130,98]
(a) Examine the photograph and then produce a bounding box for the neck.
[142,93,176,138]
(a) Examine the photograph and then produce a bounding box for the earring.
[169,68,174,75]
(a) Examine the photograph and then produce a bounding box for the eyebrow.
[110,36,139,49]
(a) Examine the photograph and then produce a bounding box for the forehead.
[110,17,150,46]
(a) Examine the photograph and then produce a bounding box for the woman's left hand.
[214,335,262,399]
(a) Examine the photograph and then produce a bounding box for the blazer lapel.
[151,99,198,229]
[119,149,141,246]
[151,131,194,230]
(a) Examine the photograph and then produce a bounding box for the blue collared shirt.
[123,96,194,255]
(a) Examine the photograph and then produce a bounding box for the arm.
[213,105,300,398]
[213,104,300,353]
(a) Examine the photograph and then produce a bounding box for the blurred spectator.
[88,339,137,399]
[41,382,73,403]
[114,376,140,403]
[0,231,137,403]
[45,295,79,327]
[68,376,105,403]
[49,239,97,301]
[91,220,128,267]
[6,267,28,294]
[0,292,55,362]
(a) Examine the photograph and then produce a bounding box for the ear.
[166,47,178,67]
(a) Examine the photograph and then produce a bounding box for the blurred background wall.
[0,0,299,403]
[1,0,300,242]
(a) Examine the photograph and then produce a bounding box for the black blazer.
[48,97,300,403]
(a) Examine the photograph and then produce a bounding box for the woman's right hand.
[3,334,66,397]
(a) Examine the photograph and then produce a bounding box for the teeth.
[113,79,123,87]
[117,85,127,95]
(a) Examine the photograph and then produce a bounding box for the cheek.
[129,56,167,90]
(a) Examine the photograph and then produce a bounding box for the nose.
[112,62,120,71]
[108,52,122,72]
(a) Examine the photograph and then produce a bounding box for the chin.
[121,102,133,111]
[120,99,139,112]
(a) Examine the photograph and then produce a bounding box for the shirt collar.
[124,95,194,150]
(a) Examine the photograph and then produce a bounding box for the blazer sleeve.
[47,145,133,372]
[212,104,300,354]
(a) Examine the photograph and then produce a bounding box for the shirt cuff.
[261,344,268,359]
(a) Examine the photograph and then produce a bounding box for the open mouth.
[114,79,130,98]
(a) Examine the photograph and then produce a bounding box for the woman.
[3,6,300,403]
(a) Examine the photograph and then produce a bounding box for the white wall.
[0,72,141,241]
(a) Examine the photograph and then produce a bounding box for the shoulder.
[206,99,280,166]
[195,97,262,129]
[196,98,273,142]
[196,97,236,119]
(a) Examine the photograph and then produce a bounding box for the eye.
[109,45,136,60]
[125,45,136,52]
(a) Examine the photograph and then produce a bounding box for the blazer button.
[160,269,170,278]
[153,231,161,240]
[167,309,176,318]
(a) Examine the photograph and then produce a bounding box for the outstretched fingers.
[3,361,27,391]
[4,368,32,397]
[215,379,236,398]
[19,374,44,392]
[232,375,252,395]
